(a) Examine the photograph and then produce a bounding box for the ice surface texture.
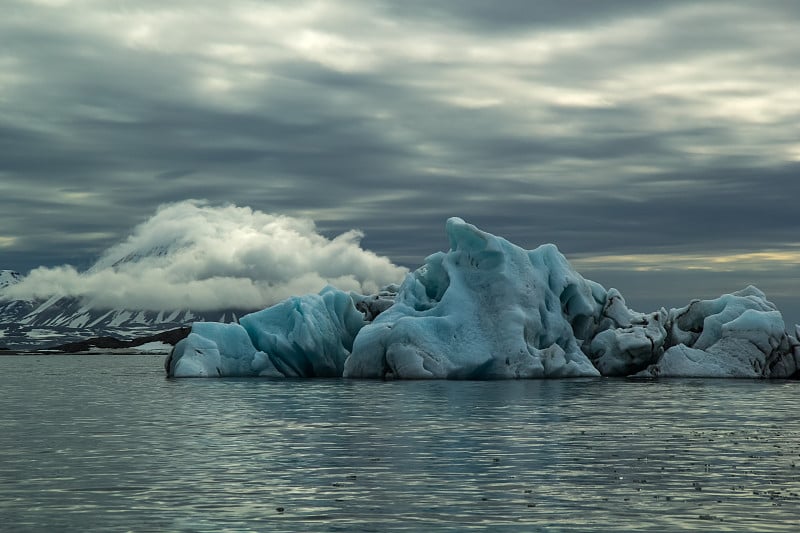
[166,218,800,379]
[344,218,604,378]
[167,287,365,378]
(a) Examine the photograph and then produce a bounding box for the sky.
[1,1,799,323]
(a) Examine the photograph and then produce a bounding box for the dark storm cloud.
[1,0,799,322]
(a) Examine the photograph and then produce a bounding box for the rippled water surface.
[1,355,798,532]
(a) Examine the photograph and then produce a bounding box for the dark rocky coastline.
[0,327,190,355]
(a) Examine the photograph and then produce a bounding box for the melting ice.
[165,218,800,379]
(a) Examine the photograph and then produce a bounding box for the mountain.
[0,267,254,350]
[0,231,258,350]
[0,270,22,290]
[0,292,253,350]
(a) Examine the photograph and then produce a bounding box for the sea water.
[0,354,797,532]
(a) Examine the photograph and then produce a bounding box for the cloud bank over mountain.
[3,201,407,311]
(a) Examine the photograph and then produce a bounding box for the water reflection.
[0,355,797,531]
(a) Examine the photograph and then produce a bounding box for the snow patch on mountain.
[0,287,254,350]
[0,270,22,290]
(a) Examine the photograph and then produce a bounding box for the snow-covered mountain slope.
[0,271,253,349]
[0,294,252,350]
[0,234,251,349]
[11,295,243,330]
[0,270,22,290]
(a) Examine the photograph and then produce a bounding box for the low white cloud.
[4,200,407,311]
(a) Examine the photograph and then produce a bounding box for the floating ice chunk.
[167,286,366,377]
[637,287,795,378]
[343,217,602,379]
[584,288,670,376]
[167,322,281,377]
[643,344,742,378]
[667,286,771,349]
[239,286,365,377]
[767,329,800,379]
[352,286,397,321]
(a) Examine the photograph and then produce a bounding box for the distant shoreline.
[0,326,188,356]
[0,349,60,356]
[0,350,168,356]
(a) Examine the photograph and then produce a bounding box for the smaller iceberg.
[586,289,669,377]
[166,286,367,377]
[166,218,800,379]
[636,287,799,378]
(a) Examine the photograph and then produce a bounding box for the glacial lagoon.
[1,354,798,532]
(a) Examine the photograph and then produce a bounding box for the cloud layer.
[4,201,407,310]
[1,1,798,321]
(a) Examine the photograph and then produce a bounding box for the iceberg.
[166,218,800,379]
[344,218,603,378]
[586,290,669,376]
[635,287,799,378]
[166,286,366,377]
